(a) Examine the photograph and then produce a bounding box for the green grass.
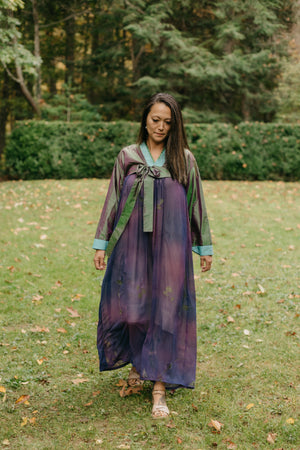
[0,179,299,449]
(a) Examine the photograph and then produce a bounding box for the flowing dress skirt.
[97,174,197,388]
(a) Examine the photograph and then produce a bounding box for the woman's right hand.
[94,250,106,270]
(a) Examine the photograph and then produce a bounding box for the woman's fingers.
[94,250,106,270]
[201,255,212,272]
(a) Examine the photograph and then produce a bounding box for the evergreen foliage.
[0,0,297,128]
[5,120,300,181]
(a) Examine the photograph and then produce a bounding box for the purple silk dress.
[93,143,213,389]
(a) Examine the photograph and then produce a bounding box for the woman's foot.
[127,366,144,386]
[152,381,169,419]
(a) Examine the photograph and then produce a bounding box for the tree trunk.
[65,15,75,83]
[31,0,41,102]
[15,62,41,116]
[0,71,9,159]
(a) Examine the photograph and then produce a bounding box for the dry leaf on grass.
[286,417,295,424]
[36,357,48,365]
[166,421,176,428]
[66,307,80,318]
[84,401,93,406]
[72,378,89,385]
[119,384,143,398]
[0,386,6,393]
[15,395,30,405]
[21,417,28,427]
[223,440,237,450]
[71,293,85,302]
[208,419,224,432]
[246,403,255,410]
[57,328,67,333]
[30,326,49,333]
[267,432,277,444]
[116,379,127,387]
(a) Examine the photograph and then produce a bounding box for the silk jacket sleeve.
[185,150,213,256]
[93,150,125,250]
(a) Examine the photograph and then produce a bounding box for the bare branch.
[1,61,20,83]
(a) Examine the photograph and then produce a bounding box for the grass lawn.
[0,179,299,450]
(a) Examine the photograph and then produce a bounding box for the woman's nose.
[158,121,164,130]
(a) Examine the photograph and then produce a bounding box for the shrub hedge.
[4,120,300,180]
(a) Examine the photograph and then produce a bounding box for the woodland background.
[0,0,300,176]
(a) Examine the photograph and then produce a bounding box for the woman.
[93,93,213,418]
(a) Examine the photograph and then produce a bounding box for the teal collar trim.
[140,142,166,167]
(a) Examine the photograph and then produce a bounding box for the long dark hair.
[137,93,189,185]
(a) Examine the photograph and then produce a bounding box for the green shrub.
[4,120,300,180]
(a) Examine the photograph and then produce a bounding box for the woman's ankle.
[153,381,165,391]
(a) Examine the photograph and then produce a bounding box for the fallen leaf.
[84,401,93,406]
[32,294,43,302]
[208,419,224,432]
[95,439,103,444]
[29,417,36,425]
[267,432,277,444]
[286,417,295,424]
[71,293,85,302]
[21,417,28,427]
[57,328,67,333]
[92,390,101,397]
[15,395,30,405]
[246,403,255,410]
[166,420,176,428]
[36,357,48,365]
[0,386,6,393]
[119,385,143,398]
[192,403,198,411]
[66,307,80,318]
[30,326,49,333]
[243,329,250,336]
[40,234,47,240]
[177,437,183,444]
[71,378,89,385]
[257,284,265,293]
[116,379,127,387]
[226,443,237,450]
[2,439,10,446]
[227,316,235,323]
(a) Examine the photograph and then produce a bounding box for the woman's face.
[146,102,172,146]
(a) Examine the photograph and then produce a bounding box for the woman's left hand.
[200,255,212,272]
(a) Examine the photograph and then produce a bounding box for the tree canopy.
[0,0,298,154]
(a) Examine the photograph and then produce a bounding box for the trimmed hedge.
[4,120,300,180]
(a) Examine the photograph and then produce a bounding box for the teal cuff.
[93,239,108,250]
[192,245,213,256]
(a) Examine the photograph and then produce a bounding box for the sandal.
[127,367,144,387]
[151,389,170,419]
